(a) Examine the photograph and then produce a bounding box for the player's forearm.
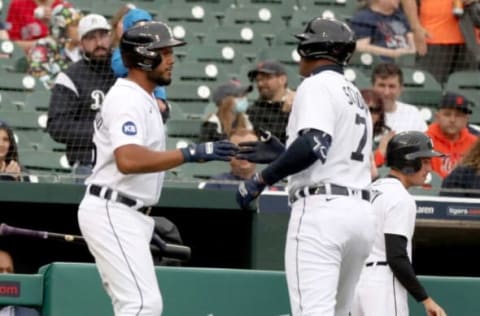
[385,233,428,302]
[114,144,184,174]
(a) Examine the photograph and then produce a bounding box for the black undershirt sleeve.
[385,233,428,302]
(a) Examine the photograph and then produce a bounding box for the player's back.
[287,68,373,191]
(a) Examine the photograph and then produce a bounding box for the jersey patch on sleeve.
[122,121,137,135]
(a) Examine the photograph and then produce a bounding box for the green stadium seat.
[20,89,51,111]
[0,40,27,72]
[258,45,300,67]
[445,71,480,124]
[344,67,371,90]
[348,51,383,74]
[399,67,443,107]
[0,111,48,130]
[234,0,299,21]
[161,3,219,25]
[183,44,242,76]
[273,27,303,46]
[173,61,230,84]
[166,83,212,117]
[223,5,285,27]
[18,149,71,172]
[204,25,268,62]
[167,1,234,21]
[297,0,357,21]
[165,118,203,139]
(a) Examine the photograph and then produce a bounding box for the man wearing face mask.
[199,80,253,142]
[47,13,116,183]
[246,59,296,144]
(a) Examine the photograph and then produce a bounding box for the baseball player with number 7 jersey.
[236,17,376,315]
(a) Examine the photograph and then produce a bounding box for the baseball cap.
[212,80,252,105]
[78,13,111,40]
[123,8,152,31]
[439,91,474,114]
[247,60,287,81]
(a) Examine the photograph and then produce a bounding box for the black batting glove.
[181,140,238,163]
[236,129,285,163]
[236,173,266,210]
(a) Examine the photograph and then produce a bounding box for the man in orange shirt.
[426,92,477,178]
[401,0,477,83]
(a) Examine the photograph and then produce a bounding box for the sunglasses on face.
[369,107,381,114]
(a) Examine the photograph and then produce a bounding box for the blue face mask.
[234,97,249,113]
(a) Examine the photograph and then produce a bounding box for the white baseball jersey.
[386,101,428,133]
[78,77,165,316]
[284,68,376,316]
[286,69,373,191]
[86,78,166,206]
[351,177,417,316]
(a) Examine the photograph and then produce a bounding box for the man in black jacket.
[47,13,116,183]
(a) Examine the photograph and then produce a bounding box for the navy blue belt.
[89,184,152,215]
[289,184,370,204]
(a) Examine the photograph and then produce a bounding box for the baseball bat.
[0,223,191,261]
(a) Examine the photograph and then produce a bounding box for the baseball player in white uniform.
[77,21,237,316]
[236,18,376,315]
[351,131,447,316]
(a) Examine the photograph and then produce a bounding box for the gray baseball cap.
[247,60,287,81]
[212,81,252,105]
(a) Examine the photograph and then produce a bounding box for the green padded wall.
[40,262,291,316]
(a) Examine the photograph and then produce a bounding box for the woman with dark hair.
[440,138,480,197]
[361,88,395,167]
[0,121,26,181]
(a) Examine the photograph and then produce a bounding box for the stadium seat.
[204,25,268,62]
[297,0,357,21]
[258,45,300,67]
[234,0,299,21]
[166,83,212,117]
[273,27,303,46]
[0,110,48,130]
[183,44,243,76]
[161,3,219,26]
[223,5,285,29]
[0,40,27,72]
[167,0,234,21]
[399,67,443,107]
[173,61,230,84]
[445,70,480,124]
[18,149,71,172]
[20,89,51,112]
[348,51,383,74]
[344,67,371,90]
[165,118,203,139]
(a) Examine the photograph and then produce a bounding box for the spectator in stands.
[47,13,115,183]
[200,80,253,142]
[5,0,66,53]
[0,120,29,182]
[426,91,477,178]
[401,0,478,83]
[28,3,82,88]
[202,128,258,190]
[0,6,9,41]
[110,2,135,48]
[110,7,171,123]
[246,60,295,144]
[361,88,395,167]
[0,249,40,315]
[371,62,428,133]
[441,137,480,197]
[349,0,416,62]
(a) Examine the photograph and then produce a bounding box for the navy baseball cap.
[439,92,474,114]
[212,80,252,105]
[247,60,287,81]
[123,8,152,31]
